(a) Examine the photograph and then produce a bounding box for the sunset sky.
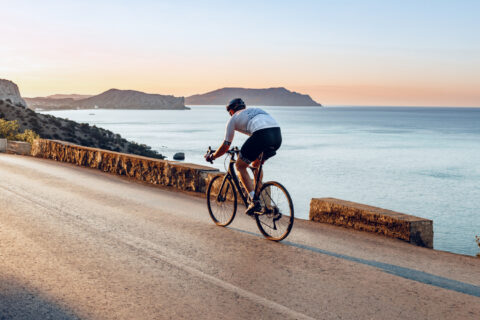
[1,0,479,106]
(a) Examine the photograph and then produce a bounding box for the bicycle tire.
[255,181,294,241]
[206,175,237,226]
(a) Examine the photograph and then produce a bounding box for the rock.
[0,79,27,108]
[173,152,185,160]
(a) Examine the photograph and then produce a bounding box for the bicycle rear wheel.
[206,175,237,226]
[255,181,294,241]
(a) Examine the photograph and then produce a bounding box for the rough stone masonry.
[310,198,433,248]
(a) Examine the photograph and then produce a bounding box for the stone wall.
[310,198,433,248]
[6,140,31,155]
[31,139,219,193]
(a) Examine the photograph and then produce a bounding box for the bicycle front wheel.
[255,181,294,241]
[206,175,237,226]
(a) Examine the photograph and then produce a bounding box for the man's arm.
[212,141,231,160]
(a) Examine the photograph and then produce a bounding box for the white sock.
[249,191,255,200]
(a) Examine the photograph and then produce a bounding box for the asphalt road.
[1,154,479,319]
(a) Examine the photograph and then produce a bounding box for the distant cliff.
[26,89,188,110]
[0,79,27,107]
[185,87,321,106]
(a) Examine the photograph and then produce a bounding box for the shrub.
[16,129,40,144]
[0,119,40,143]
[0,118,20,140]
[127,141,165,159]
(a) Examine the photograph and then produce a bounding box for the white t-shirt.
[224,108,279,143]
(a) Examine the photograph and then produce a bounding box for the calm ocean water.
[42,106,480,256]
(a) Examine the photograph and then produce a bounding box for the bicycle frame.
[207,146,294,241]
[218,148,263,207]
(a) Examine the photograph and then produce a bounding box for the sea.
[41,106,480,257]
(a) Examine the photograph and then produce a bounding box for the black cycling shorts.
[239,127,282,164]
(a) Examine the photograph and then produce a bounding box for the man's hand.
[205,147,215,163]
[205,153,214,163]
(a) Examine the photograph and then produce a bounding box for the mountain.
[26,89,188,110]
[72,89,187,110]
[0,79,27,107]
[185,87,321,106]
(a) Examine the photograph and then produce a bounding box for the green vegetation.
[127,141,163,159]
[0,119,40,144]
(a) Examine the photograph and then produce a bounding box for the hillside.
[26,89,188,110]
[185,87,321,106]
[0,98,165,159]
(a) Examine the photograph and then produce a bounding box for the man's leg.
[250,158,263,194]
[235,158,254,196]
[236,158,263,215]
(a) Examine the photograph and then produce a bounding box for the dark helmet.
[226,98,246,113]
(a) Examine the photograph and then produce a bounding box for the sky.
[1,0,479,106]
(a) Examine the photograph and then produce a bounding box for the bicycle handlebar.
[226,147,240,155]
[205,146,239,164]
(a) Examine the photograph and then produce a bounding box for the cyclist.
[205,98,282,215]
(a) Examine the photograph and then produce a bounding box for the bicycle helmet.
[226,98,246,113]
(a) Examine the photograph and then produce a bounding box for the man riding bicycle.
[205,98,282,215]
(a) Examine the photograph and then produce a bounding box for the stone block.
[0,138,6,152]
[6,140,31,155]
[310,198,433,248]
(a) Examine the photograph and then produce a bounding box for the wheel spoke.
[256,182,293,241]
[207,176,237,226]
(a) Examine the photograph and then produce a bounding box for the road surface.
[1,154,479,319]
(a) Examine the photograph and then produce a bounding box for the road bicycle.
[205,147,294,241]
